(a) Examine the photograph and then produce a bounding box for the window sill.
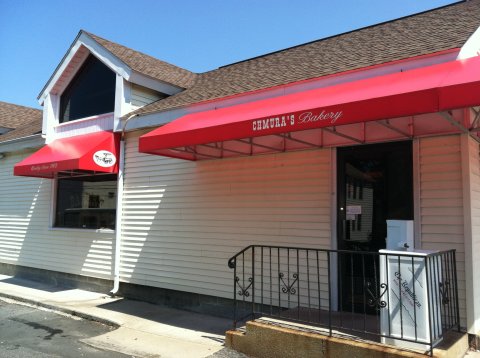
[48,227,115,234]
[55,112,114,129]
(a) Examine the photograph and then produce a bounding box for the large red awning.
[139,56,480,160]
[14,131,120,178]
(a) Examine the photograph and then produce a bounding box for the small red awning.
[14,131,120,178]
[139,56,480,160]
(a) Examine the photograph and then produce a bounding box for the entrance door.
[337,141,413,312]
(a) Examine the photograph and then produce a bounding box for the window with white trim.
[55,174,117,230]
[59,55,116,123]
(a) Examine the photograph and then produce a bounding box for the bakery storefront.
[2,1,480,354]
[136,55,480,352]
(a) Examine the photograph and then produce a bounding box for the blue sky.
[0,0,459,109]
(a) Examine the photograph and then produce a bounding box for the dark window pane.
[55,176,117,229]
[60,55,116,122]
[88,195,100,208]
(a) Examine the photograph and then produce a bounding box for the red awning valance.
[139,56,480,160]
[14,131,120,178]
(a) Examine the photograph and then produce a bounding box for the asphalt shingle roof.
[129,0,480,117]
[0,101,42,143]
[4,1,480,144]
[85,31,197,89]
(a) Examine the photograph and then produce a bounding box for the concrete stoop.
[225,320,469,358]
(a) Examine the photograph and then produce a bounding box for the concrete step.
[225,319,468,358]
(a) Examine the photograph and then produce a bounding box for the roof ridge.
[82,30,195,75]
[82,30,197,89]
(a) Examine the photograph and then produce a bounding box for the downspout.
[110,114,138,296]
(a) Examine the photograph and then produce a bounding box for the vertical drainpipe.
[110,114,137,296]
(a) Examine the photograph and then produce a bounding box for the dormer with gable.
[38,30,196,143]
[12,32,196,231]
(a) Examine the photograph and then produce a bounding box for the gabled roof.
[84,31,197,89]
[130,0,480,117]
[38,30,198,103]
[0,101,42,143]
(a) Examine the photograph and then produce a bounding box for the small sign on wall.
[346,205,362,215]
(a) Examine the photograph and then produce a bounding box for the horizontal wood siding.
[418,135,466,326]
[121,131,332,299]
[54,113,114,138]
[467,136,480,333]
[0,150,114,279]
[131,85,164,111]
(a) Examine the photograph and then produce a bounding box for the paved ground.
[1,273,480,358]
[0,274,236,357]
[208,348,249,357]
[0,300,129,357]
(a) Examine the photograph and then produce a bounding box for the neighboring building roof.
[0,118,42,143]
[130,0,480,117]
[0,101,42,143]
[84,31,197,89]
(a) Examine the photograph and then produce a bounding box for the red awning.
[139,56,480,160]
[14,131,120,178]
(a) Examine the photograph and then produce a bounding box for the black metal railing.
[228,245,460,356]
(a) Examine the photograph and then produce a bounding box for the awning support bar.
[439,111,480,143]
[439,111,469,134]
[378,120,412,138]
[274,133,321,148]
[236,139,280,152]
[470,108,480,131]
[171,146,221,159]
[199,143,249,157]
[189,146,221,159]
[323,127,364,144]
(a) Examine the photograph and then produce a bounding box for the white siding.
[464,135,480,334]
[131,85,164,111]
[418,135,467,326]
[54,113,114,139]
[121,131,332,299]
[0,150,114,279]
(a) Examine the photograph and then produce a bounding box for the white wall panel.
[121,131,332,298]
[131,84,164,111]
[0,150,114,279]
[418,135,467,327]
[53,113,115,140]
[463,135,480,334]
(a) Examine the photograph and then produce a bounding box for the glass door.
[337,141,413,313]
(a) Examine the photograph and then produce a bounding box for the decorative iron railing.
[228,245,460,356]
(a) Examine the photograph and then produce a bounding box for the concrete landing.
[226,318,469,358]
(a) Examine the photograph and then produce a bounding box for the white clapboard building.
[2,1,480,352]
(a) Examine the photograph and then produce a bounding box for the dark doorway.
[336,141,413,312]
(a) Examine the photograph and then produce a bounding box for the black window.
[59,55,116,123]
[55,174,117,230]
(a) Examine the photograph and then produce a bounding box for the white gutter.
[110,114,138,296]
[0,134,44,153]
[457,25,480,60]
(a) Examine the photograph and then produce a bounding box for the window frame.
[50,174,118,232]
[59,55,116,124]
